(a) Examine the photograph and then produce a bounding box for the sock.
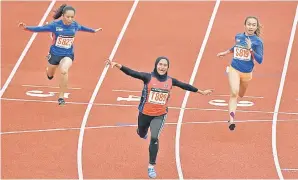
[229,112,235,123]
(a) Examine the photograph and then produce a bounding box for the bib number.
[234,46,251,61]
[55,36,74,49]
[148,89,169,105]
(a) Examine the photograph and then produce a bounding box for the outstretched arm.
[217,46,234,57]
[78,24,102,33]
[217,35,237,57]
[19,22,54,32]
[172,78,213,95]
[105,59,151,83]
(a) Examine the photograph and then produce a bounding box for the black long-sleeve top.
[120,65,198,92]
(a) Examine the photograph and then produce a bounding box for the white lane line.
[22,84,81,90]
[2,97,298,115]
[211,94,263,99]
[112,89,142,93]
[76,1,139,180]
[272,4,298,180]
[1,118,298,135]
[281,168,298,171]
[2,0,298,2]
[175,0,221,179]
[112,89,264,98]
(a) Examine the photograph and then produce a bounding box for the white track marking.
[112,89,264,99]
[281,168,298,171]
[112,89,142,93]
[0,0,56,97]
[175,0,220,179]
[76,1,139,179]
[3,97,298,115]
[272,5,298,180]
[2,0,298,2]
[211,94,263,99]
[0,1,2,179]
[1,118,298,135]
[22,84,81,90]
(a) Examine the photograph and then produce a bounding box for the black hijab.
[152,56,170,82]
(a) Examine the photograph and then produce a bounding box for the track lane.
[180,1,297,179]
[276,6,298,179]
[2,130,80,179]
[1,2,133,178]
[83,1,216,179]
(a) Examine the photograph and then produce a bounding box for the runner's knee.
[230,89,239,97]
[60,69,68,75]
[150,136,158,144]
[137,128,147,138]
[150,130,159,143]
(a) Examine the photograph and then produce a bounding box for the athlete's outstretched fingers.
[105,59,113,67]
[18,22,26,29]
[95,28,103,32]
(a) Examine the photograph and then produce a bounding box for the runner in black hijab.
[105,57,213,179]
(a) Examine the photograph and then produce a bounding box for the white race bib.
[234,46,251,61]
[55,36,75,49]
[148,88,169,105]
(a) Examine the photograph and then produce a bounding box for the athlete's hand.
[18,22,27,29]
[198,89,214,95]
[105,59,122,69]
[217,50,230,57]
[105,59,115,68]
[245,37,252,49]
[95,28,103,32]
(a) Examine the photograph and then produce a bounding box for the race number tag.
[55,36,75,49]
[148,88,169,105]
[234,46,251,61]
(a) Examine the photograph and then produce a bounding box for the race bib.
[234,46,251,61]
[148,88,169,105]
[55,36,75,49]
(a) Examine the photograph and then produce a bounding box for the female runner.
[106,57,214,178]
[217,16,264,130]
[19,4,102,105]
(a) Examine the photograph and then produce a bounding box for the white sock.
[148,164,154,168]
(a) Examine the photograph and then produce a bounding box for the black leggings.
[137,112,167,165]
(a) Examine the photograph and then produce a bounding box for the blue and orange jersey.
[138,75,173,116]
[25,19,95,56]
[229,33,264,73]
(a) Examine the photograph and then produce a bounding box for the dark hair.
[244,16,262,37]
[53,4,76,19]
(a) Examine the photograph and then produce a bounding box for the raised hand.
[18,22,27,29]
[198,89,214,95]
[95,28,103,32]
